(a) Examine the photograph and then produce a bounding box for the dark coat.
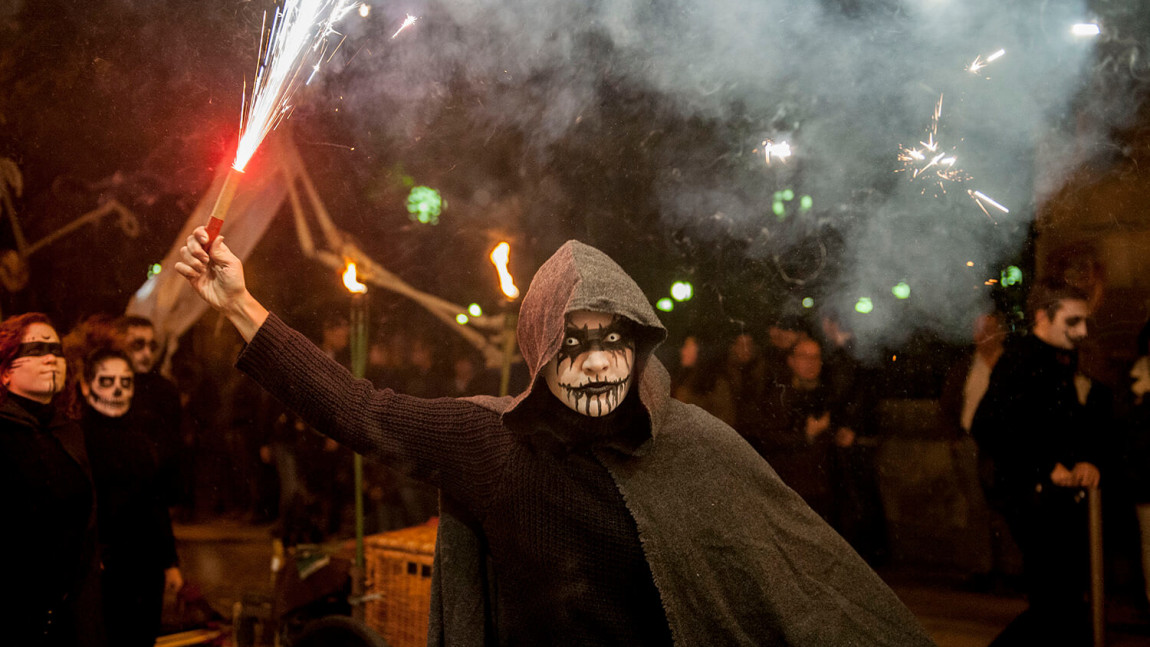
[431,240,933,646]
[82,403,178,647]
[83,404,179,572]
[972,334,1108,501]
[237,240,933,646]
[0,395,105,647]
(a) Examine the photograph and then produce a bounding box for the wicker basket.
[364,522,438,647]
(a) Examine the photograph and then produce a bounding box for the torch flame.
[490,242,520,300]
[343,262,367,293]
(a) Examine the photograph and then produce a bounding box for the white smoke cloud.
[327,0,1129,348]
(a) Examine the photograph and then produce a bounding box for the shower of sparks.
[232,0,359,172]
[896,94,969,196]
[392,14,419,39]
[967,48,1005,74]
[968,190,1010,218]
[761,139,793,165]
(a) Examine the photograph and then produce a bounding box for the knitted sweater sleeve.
[237,313,508,510]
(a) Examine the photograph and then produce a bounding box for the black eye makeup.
[130,339,160,352]
[556,317,634,366]
[15,341,63,359]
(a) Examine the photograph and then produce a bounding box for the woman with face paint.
[79,347,182,647]
[177,230,935,646]
[0,313,104,647]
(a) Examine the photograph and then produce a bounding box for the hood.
[504,240,669,432]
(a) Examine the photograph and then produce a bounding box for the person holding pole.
[972,281,1108,645]
[176,228,934,645]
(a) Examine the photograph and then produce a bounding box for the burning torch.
[342,260,369,619]
[490,242,520,396]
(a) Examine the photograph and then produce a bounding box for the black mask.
[14,342,63,359]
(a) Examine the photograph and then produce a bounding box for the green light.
[891,281,911,300]
[802,297,814,309]
[656,298,675,312]
[670,281,693,302]
[799,195,813,211]
[406,186,443,225]
[772,201,786,218]
[1001,265,1023,287]
[855,297,874,314]
[456,313,469,325]
[782,189,794,201]
[468,303,483,317]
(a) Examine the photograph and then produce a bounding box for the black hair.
[1026,280,1089,324]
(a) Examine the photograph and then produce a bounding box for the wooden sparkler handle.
[205,168,240,246]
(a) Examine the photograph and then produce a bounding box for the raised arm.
[174,226,508,509]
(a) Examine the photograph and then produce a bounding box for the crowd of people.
[669,313,887,563]
[1,314,182,646]
[0,304,507,646]
[5,229,1150,645]
[668,279,1150,645]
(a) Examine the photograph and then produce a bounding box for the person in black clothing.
[176,229,935,645]
[116,316,186,510]
[1118,318,1150,609]
[972,281,1107,645]
[79,347,182,646]
[758,337,838,521]
[0,313,104,647]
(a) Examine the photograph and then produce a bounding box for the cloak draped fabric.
[433,241,933,646]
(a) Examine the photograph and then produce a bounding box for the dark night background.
[2,0,1149,389]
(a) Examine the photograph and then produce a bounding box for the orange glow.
[342,262,367,294]
[490,242,520,300]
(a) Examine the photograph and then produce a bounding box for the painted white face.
[83,357,134,418]
[544,311,635,417]
[3,322,66,404]
[1034,299,1090,350]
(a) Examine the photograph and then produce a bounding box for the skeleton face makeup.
[82,357,134,418]
[544,311,635,417]
[3,323,66,404]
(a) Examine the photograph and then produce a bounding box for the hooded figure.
[182,234,933,646]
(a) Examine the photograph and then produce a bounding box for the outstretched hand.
[174,226,269,342]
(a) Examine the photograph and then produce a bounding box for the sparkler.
[1071,23,1101,37]
[392,14,419,39]
[896,94,969,196]
[762,139,793,165]
[206,0,359,244]
[967,48,1005,75]
[967,189,1010,219]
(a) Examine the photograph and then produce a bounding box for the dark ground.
[170,518,1150,647]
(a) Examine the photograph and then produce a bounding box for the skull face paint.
[544,310,635,417]
[83,357,134,418]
